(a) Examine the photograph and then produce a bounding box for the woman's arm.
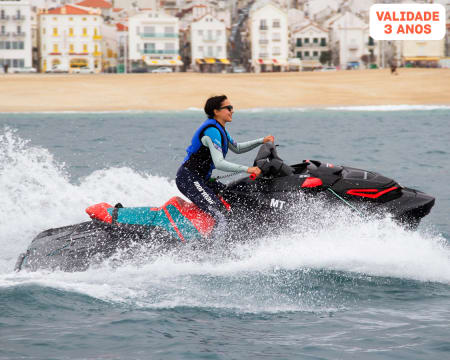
[228,138,264,154]
[201,136,248,173]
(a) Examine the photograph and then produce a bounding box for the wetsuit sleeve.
[227,131,264,154]
[201,134,248,173]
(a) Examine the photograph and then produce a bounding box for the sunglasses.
[219,105,233,112]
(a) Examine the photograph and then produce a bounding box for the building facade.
[128,10,181,70]
[190,13,229,72]
[292,22,329,70]
[0,0,32,72]
[38,5,103,73]
[249,3,288,72]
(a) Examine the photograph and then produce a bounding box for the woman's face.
[214,98,234,124]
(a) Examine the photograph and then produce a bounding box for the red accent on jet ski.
[249,174,257,180]
[160,197,215,237]
[219,196,231,211]
[301,177,323,188]
[163,206,185,242]
[85,202,113,223]
[347,186,399,199]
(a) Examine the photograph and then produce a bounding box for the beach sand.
[0,68,449,112]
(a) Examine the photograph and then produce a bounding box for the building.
[38,5,103,73]
[401,39,446,67]
[128,10,182,71]
[116,21,127,72]
[292,22,329,70]
[249,2,289,72]
[0,0,32,72]
[326,11,369,69]
[190,13,229,72]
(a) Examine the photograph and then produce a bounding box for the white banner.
[370,4,446,40]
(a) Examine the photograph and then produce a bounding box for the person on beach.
[176,95,274,238]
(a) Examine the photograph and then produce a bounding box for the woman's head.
[204,95,233,125]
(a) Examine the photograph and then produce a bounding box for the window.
[19,41,24,49]
[273,19,280,28]
[94,28,98,36]
[17,25,21,34]
[216,30,221,37]
[0,41,4,49]
[144,26,154,34]
[217,46,222,54]
[260,19,267,30]
[313,51,318,57]
[82,17,87,21]
[53,27,58,36]
[198,30,203,36]
[313,38,318,44]
[69,28,74,36]
[53,43,59,52]
[296,38,302,47]
[43,28,46,35]
[321,38,327,46]
[69,43,74,52]
[164,26,174,35]
[94,44,98,53]
[207,29,213,40]
[165,42,174,50]
[0,10,4,19]
[198,46,203,53]
[69,17,73,21]
[304,51,310,57]
[296,51,302,59]
[83,44,88,52]
[1,25,5,34]
[305,38,309,44]
[273,32,280,41]
[82,28,87,36]
[53,17,57,21]
[273,46,281,55]
[207,45,213,57]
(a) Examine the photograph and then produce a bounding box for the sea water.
[0,107,449,359]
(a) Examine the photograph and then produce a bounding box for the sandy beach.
[0,68,449,112]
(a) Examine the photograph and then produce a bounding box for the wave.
[325,105,450,111]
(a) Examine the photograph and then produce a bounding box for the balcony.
[12,15,25,21]
[12,32,26,38]
[258,53,269,58]
[93,35,102,40]
[0,32,10,38]
[273,52,281,56]
[259,39,269,44]
[348,45,358,51]
[272,38,281,42]
[140,49,178,55]
[93,51,102,56]
[139,33,178,38]
[259,26,268,30]
[0,16,10,22]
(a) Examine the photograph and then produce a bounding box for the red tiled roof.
[46,5,92,15]
[113,8,123,12]
[116,23,128,31]
[76,0,112,9]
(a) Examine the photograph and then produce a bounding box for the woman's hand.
[247,166,262,177]
[263,135,274,144]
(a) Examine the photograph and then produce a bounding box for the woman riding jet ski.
[176,95,274,240]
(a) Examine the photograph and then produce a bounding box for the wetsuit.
[176,118,263,236]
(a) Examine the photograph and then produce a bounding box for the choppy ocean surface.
[0,107,449,359]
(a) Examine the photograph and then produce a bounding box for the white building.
[0,0,32,72]
[326,11,370,69]
[38,4,103,72]
[292,22,329,70]
[128,10,182,70]
[190,13,229,72]
[75,0,113,19]
[249,2,288,72]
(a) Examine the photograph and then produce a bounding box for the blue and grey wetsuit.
[176,118,263,235]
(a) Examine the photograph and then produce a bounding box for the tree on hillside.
[319,51,331,65]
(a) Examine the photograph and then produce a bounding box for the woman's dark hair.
[204,95,227,119]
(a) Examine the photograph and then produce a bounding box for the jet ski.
[15,143,435,272]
